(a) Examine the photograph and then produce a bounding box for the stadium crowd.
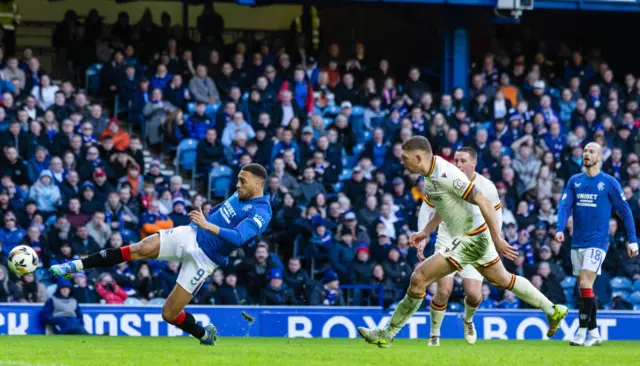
[0,8,639,312]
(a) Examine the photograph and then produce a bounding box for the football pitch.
[0,337,638,366]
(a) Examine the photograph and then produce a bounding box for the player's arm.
[609,178,639,257]
[189,207,266,246]
[555,176,576,241]
[417,199,436,232]
[487,184,503,236]
[466,190,503,248]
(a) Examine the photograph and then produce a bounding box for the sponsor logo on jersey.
[221,201,237,224]
[598,182,605,191]
[576,193,598,207]
[252,214,265,228]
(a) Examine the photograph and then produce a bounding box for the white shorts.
[434,230,486,281]
[158,226,218,295]
[571,247,606,276]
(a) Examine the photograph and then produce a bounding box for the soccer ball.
[8,245,39,276]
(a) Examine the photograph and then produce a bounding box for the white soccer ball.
[8,245,39,276]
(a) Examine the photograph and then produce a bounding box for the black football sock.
[579,288,594,329]
[172,310,206,339]
[588,298,598,331]
[80,247,131,270]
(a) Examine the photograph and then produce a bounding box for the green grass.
[0,336,637,366]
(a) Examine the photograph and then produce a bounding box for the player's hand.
[496,238,518,261]
[554,232,565,243]
[188,207,208,229]
[628,243,639,258]
[416,240,428,262]
[409,231,427,248]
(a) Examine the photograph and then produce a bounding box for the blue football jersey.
[556,172,637,250]
[191,193,272,265]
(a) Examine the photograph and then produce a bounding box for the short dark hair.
[457,146,478,161]
[401,136,432,154]
[241,163,267,183]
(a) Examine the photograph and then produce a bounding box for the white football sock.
[71,260,83,271]
[577,328,587,338]
[588,328,600,338]
[386,293,424,338]
[429,304,446,337]
[509,275,555,316]
[463,297,480,323]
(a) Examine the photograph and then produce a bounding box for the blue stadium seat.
[46,284,57,299]
[353,143,365,156]
[208,165,233,200]
[187,102,197,114]
[447,302,463,312]
[628,291,640,304]
[206,102,221,116]
[561,276,577,289]
[323,117,333,127]
[634,304,640,311]
[563,289,574,301]
[148,298,166,305]
[351,105,365,117]
[85,63,103,95]
[174,138,199,186]
[610,277,633,291]
[363,130,372,142]
[34,267,50,282]
[611,291,630,301]
[323,105,340,117]
[124,298,143,305]
[633,279,640,292]
[338,169,352,181]
[331,182,343,193]
[565,303,576,310]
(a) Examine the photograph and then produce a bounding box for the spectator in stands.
[86,209,111,249]
[273,89,303,128]
[479,283,497,309]
[368,263,395,307]
[0,212,25,253]
[42,278,88,334]
[143,88,176,148]
[236,244,280,302]
[95,272,128,304]
[309,269,345,306]
[189,64,220,104]
[221,111,255,147]
[18,272,46,303]
[71,225,100,257]
[0,265,20,302]
[150,64,173,92]
[260,267,296,305]
[100,118,130,151]
[299,167,326,204]
[65,197,88,230]
[72,272,98,304]
[140,200,173,239]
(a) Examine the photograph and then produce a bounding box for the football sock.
[588,296,598,331]
[386,290,425,338]
[78,246,131,270]
[172,310,206,340]
[588,328,600,338]
[579,288,595,330]
[463,296,481,323]
[429,301,447,337]
[508,275,555,316]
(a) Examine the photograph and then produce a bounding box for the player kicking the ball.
[50,163,272,345]
[358,136,567,347]
[417,147,502,346]
[556,142,638,347]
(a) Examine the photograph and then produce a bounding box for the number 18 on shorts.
[571,247,606,276]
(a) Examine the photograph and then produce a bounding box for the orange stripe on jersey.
[423,196,435,207]
[494,203,502,210]
[461,182,475,200]
[465,223,487,237]
[426,156,436,177]
[507,274,516,290]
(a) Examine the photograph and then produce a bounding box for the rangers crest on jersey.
[597,182,605,191]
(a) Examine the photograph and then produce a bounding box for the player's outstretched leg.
[478,262,567,337]
[163,283,217,345]
[50,234,161,278]
[428,277,452,347]
[358,254,455,348]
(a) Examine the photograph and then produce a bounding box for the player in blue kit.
[556,142,638,347]
[50,163,272,345]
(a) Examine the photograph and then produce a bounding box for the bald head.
[583,142,603,169]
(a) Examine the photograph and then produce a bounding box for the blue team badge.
[242,205,253,212]
[597,182,605,191]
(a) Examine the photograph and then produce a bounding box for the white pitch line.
[0,361,69,366]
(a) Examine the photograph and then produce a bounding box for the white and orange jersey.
[418,156,502,237]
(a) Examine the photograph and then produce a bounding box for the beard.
[583,159,597,168]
